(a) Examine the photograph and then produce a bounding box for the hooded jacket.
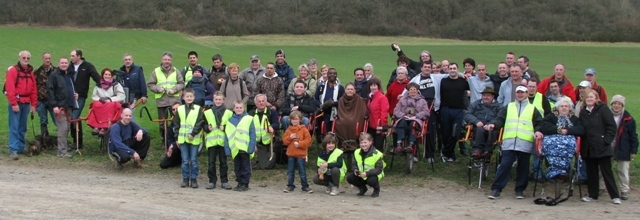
[117,63,147,100]
[283,125,312,158]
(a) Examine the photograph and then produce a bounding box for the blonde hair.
[359,133,373,142]
[228,63,239,71]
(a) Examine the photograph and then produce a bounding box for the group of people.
[5,47,636,201]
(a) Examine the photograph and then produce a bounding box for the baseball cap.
[584,68,596,75]
[578,80,592,88]
[515,85,527,92]
[250,55,259,61]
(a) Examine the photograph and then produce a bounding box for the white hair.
[555,97,574,110]
[396,66,408,74]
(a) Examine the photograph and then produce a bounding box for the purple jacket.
[393,94,430,128]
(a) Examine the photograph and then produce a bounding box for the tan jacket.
[147,66,185,107]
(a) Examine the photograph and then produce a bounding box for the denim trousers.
[180,143,199,179]
[8,103,30,153]
[287,157,309,189]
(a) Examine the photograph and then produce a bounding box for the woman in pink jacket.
[392,83,429,153]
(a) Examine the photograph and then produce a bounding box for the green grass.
[1,26,639,186]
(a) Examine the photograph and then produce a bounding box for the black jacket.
[579,102,617,158]
[613,110,638,161]
[117,63,147,99]
[539,113,584,136]
[73,58,101,98]
[280,92,317,118]
[464,100,503,125]
[47,69,75,109]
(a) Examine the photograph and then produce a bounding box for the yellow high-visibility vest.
[503,102,536,142]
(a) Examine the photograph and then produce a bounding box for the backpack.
[186,80,207,106]
[223,78,245,100]
[3,65,34,95]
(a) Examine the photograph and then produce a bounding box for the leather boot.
[191,179,198,188]
[181,178,189,188]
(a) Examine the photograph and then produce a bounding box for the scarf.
[320,82,340,121]
[556,114,573,128]
[100,79,113,90]
[212,104,226,123]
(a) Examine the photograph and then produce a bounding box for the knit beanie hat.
[610,94,625,106]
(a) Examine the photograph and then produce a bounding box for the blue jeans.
[36,101,55,129]
[287,157,309,189]
[71,97,86,146]
[180,143,199,179]
[8,103,30,153]
[491,150,531,192]
[281,116,309,131]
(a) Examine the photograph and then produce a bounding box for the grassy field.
[1,26,639,186]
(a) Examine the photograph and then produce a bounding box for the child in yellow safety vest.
[313,134,347,196]
[173,88,205,188]
[347,133,385,197]
[203,92,233,190]
[225,101,257,191]
[282,111,313,193]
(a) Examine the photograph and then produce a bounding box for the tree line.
[2,0,639,42]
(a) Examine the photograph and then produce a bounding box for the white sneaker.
[330,186,339,196]
[413,157,418,162]
[612,198,622,204]
[427,158,435,163]
[325,186,331,194]
[581,197,596,202]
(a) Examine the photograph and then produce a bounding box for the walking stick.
[61,108,90,156]
[30,112,37,139]
[263,118,275,161]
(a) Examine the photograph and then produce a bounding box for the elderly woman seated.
[538,97,584,180]
[88,68,126,135]
[392,82,429,153]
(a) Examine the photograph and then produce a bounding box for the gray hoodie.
[490,99,543,153]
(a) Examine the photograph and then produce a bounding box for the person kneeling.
[347,133,385,197]
[313,134,346,196]
[109,108,151,170]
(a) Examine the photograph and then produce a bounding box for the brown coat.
[283,125,312,158]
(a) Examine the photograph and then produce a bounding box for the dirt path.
[0,160,637,219]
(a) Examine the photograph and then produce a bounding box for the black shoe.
[488,190,500,199]
[371,188,380,197]
[460,149,468,156]
[357,187,368,196]
[233,184,241,191]
[191,179,198,188]
[181,178,189,188]
[237,184,249,191]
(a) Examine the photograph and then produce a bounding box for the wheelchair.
[323,115,368,173]
[459,124,504,188]
[532,135,583,206]
[385,117,429,174]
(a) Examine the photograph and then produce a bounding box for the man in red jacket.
[5,50,38,160]
[537,64,576,102]
[575,68,607,104]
